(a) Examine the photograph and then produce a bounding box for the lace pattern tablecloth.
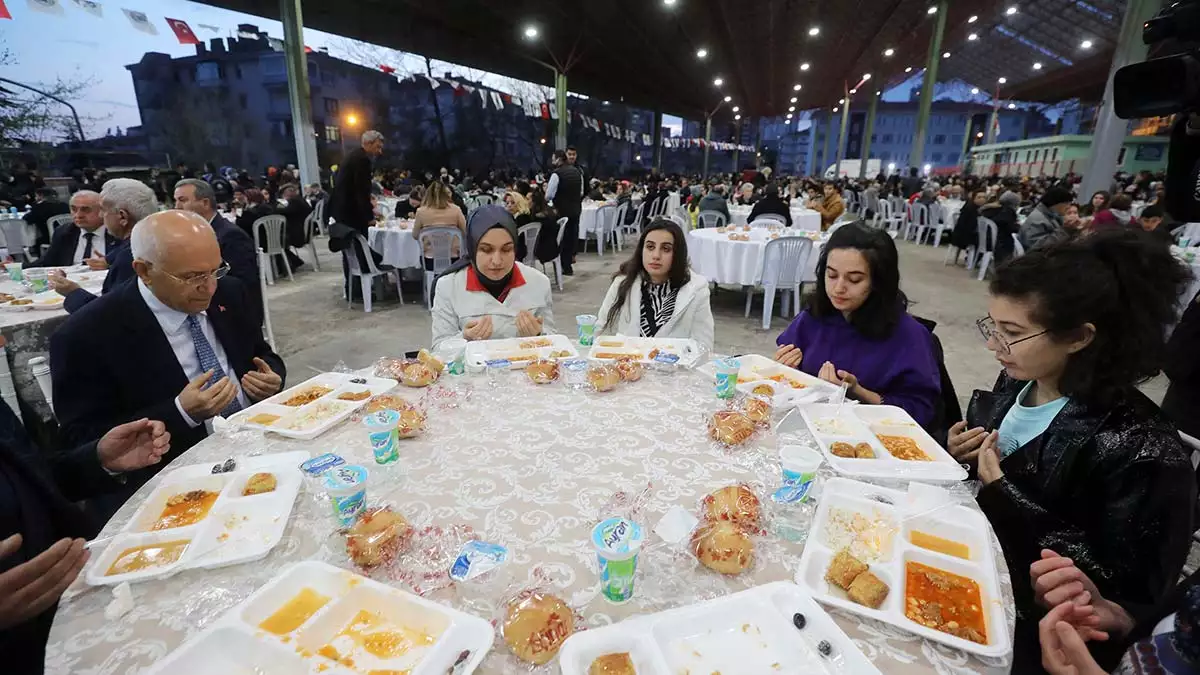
[46,368,1014,674]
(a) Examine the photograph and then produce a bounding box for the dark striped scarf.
[640,280,678,338]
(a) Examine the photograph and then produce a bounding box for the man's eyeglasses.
[976,316,1047,355]
[159,261,230,287]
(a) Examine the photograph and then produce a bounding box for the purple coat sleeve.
[775,312,809,350]
[875,319,942,428]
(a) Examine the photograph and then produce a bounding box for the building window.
[882,134,893,143]
[932,134,946,144]
[195,61,222,82]
[870,134,877,143]
[932,153,943,162]
[260,54,285,78]
[324,98,339,115]
[947,153,958,164]
[325,125,341,142]
[234,64,242,80]
[238,93,248,110]
[1052,147,1059,161]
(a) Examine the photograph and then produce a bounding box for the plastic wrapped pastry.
[395,407,427,439]
[587,364,621,392]
[690,521,754,575]
[614,357,644,382]
[397,359,439,388]
[501,592,576,664]
[707,410,756,446]
[526,358,560,384]
[702,485,762,530]
[416,348,445,373]
[345,506,412,569]
[743,396,772,425]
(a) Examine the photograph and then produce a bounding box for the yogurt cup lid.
[362,409,401,428]
[591,517,643,555]
[716,356,741,370]
[322,464,368,490]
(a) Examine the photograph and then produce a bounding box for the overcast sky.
[1,0,689,139]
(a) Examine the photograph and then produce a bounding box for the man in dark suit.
[22,187,69,254]
[48,178,160,313]
[0,401,170,675]
[27,190,117,269]
[277,182,311,272]
[328,130,385,298]
[173,178,263,323]
[51,210,285,518]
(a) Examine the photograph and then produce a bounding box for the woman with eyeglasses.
[950,229,1196,672]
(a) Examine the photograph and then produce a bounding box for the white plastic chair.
[301,207,322,271]
[842,190,858,216]
[675,206,691,230]
[748,218,779,229]
[258,250,277,351]
[517,222,541,266]
[975,217,999,281]
[475,194,495,206]
[916,202,947,246]
[1011,232,1026,258]
[253,215,293,285]
[344,233,403,313]
[582,205,620,255]
[312,197,328,236]
[28,355,52,415]
[626,200,646,238]
[419,226,464,308]
[48,213,73,234]
[903,202,929,242]
[756,213,788,226]
[745,237,815,330]
[544,216,568,290]
[943,213,974,266]
[697,211,728,229]
[0,217,31,260]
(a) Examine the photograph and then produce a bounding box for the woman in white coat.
[596,217,714,351]
[431,205,555,350]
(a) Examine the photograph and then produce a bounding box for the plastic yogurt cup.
[322,464,369,527]
[591,517,644,604]
[362,410,401,465]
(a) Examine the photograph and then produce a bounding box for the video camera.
[1112,0,1200,222]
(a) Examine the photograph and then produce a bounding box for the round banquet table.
[46,368,1014,674]
[368,222,423,269]
[729,204,822,231]
[577,201,611,239]
[688,228,825,287]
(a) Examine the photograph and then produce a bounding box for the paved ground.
[266,235,1166,408]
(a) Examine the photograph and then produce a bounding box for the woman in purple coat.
[775,224,941,428]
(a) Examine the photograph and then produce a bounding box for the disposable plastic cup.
[362,410,401,465]
[779,445,822,502]
[436,337,468,375]
[322,464,369,527]
[24,267,47,293]
[591,517,643,604]
[7,262,22,282]
[714,357,740,399]
[576,314,597,346]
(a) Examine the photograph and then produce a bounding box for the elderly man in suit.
[0,400,170,674]
[50,210,285,518]
[49,178,159,313]
[329,130,385,300]
[173,178,262,322]
[27,190,117,269]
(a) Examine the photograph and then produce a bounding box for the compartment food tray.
[698,353,840,404]
[85,451,308,586]
[799,403,968,483]
[144,561,493,675]
[794,477,1011,659]
[586,336,702,366]
[230,372,398,440]
[463,333,579,369]
[558,581,879,675]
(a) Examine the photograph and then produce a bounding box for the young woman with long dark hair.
[948,229,1195,672]
[774,223,941,426]
[595,217,714,350]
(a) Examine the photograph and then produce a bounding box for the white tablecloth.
[47,368,1013,675]
[728,205,821,232]
[0,215,36,255]
[688,228,824,286]
[368,223,423,269]
[578,202,605,239]
[940,199,965,222]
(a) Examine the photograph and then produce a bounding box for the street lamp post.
[702,98,731,177]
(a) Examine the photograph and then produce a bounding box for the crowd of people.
[0,126,1196,675]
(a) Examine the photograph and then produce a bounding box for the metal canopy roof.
[199,0,1124,119]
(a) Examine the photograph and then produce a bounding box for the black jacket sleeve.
[1165,297,1200,383]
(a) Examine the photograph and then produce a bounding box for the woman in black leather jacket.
[947,230,1196,673]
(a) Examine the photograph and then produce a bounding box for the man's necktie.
[186,314,242,418]
[81,232,95,260]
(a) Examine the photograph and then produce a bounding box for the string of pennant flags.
[4,0,754,152]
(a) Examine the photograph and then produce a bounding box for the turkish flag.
[378,65,395,74]
[0,1,11,19]
[165,17,200,45]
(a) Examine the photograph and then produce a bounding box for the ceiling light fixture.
[724,95,731,102]
[971,87,980,94]
[968,33,978,41]
[808,26,820,36]
[793,83,802,91]
[696,48,708,59]
[849,88,857,94]
[523,25,539,40]
[734,114,741,120]
[789,106,796,111]
[905,66,913,73]
[713,77,723,86]
[1008,103,1017,109]
[732,106,739,112]
[790,97,797,103]
[833,106,839,112]
[998,76,1007,83]
[927,6,938,14]
[977,131,984,138]
[1006,6,1018,15]
[943,51,951,58]
[800,62,811,71]
[968,14,978,23]
[1080,39,1093,49]
[1033,62,1042,70]
[884,48,894,56]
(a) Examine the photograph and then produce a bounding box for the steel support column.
[555,71,568,150]
[859,94,879,179]
[281,0,319,188]
[910,0,949,172]
[652,109,663,172]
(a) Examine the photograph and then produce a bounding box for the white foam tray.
[585,336,702,367]
[85,451,308,586]
[795,477,1011,659]
[464,334,579,369]
[799,403,968,483]
[558,581,879,675]
[144,561,493,675]
[697,353,840,404]
[229,372,398,440]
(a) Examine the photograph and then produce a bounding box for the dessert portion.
[905,561,987,644]
[589,652,636,675]
[153,489,219,530]
[106,540,190,576]
[614,357,644,382]
[910,530,970,560]
[587,364,621,392]
[548,349,572,358]
[281,385,333,407]
[362,394,410,414]
[825,548,890,609]
[526,358,560,384]
[519,337,553,349]
[346,507,412,568]
[703,485,762,530]
[751,383,775,397]
[246,412,281,426]
[691,521,754,575]
[830,441,875,459]
[502,593,575,664]
[743,396,771,425]
[395,408,426,438]
[242,472,277,496]
[707,410,755,446]
[9,298,31,306]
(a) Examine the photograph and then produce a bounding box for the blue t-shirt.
[997,381,1069,457]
